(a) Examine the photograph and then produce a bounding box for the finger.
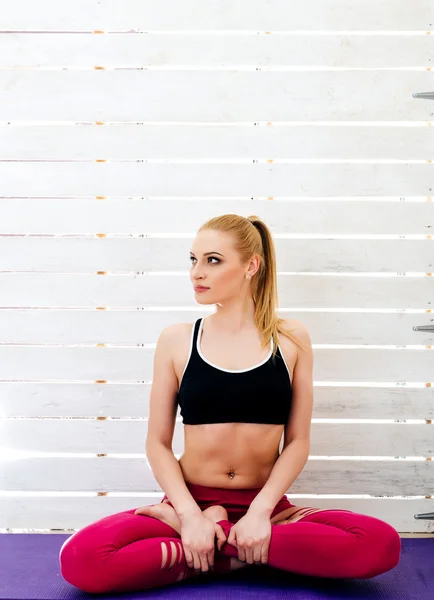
[184,548,193,569]
[238,545,246,562]
[215,525,227,549]
[216,534,224,551]
[227,531,236,547]
[261,545,269,565]
[215,523,227,538]
[253,544,262,564]
[245,546,254,565]
[207,549,214,569]
[193,551,202,572]
[199,553,209,573]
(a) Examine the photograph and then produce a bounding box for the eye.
[189,256,220,264]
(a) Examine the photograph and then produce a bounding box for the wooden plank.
[0,71,432,121]
[1,497,433,533]
[3,124,434,162]
[1,382,433,420]
[2,420,434,456]
[1,0,432,30]
[1,199,433,235]
[0,345,432,381]
[2,457,433,495]
[2,125,434,162]
[1,163,433,197]
[1,33,432,68]
[0,273,432,310]
[0,238,432,272]
[0,309,432,346]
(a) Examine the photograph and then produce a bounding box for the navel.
[227,467,236,480]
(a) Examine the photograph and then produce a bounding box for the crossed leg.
[217,506,401,579]
[60,503,239,594]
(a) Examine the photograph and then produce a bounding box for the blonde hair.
[198,213,309,359]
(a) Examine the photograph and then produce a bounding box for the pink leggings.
[59,482,401,594]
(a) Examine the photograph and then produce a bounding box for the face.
[190,229,256,304]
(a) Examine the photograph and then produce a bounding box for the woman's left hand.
[226,510,271,565]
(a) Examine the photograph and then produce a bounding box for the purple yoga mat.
[0,534,432,599]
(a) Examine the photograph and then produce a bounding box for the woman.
[59,214,401,594]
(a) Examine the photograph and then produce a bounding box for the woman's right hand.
[180,513,222,573]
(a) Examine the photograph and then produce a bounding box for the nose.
[192,264,206,281]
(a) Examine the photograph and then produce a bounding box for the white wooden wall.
[0,0,433,534]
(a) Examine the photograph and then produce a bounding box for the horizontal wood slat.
[1,274,432,311]
[1,0,432,30]
[2,126,434,162]
[1,382,433,420]
[2,457,433,495]
[2,420,434,456]
[0,346,432,381]
[0,71,432,121]
[0,238,432,271]
[1,199,433,235]
[1,33,433,68]
[0,309,432,345]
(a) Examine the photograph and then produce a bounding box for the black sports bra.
[177,317,293,425]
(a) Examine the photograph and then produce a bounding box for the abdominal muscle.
[178,422,283,489]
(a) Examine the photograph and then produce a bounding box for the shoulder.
[279,318,311,343]
[278,318,313,361]
[157,321,197,359]
[159,321,194,344]
[155,322,194,372]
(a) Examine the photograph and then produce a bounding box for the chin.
[194,296,214,305]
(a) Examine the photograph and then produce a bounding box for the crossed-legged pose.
[59,214,401,594]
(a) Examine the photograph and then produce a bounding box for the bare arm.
[145,324,202,521]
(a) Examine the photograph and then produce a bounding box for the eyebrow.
[190,251,224,257]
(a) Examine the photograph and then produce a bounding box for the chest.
[174,323,297,387]
[199,334,272,371]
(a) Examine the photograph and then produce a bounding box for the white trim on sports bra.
[197,316,274,374]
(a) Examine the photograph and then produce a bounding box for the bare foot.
[134,502,230,539]
[134,501,181,533]
[202,505,228,525]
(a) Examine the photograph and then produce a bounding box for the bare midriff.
[178,422,284,489]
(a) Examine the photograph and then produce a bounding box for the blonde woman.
[59,214,401,594]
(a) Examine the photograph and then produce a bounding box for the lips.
[194,286,209,291]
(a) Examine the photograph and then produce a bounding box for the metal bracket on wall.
[412,325,434,332]
[412,92,434,100]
